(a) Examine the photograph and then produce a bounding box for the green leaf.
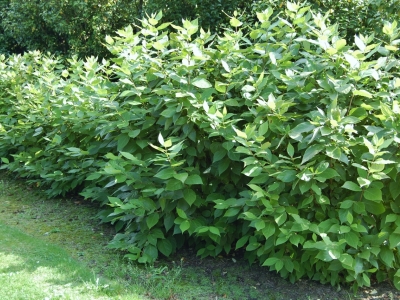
[192,77,212,88]
[287,143,294,158]
[236,235,249,249]
[86,173,101,180]
[364,200,385,215]
[221,60,231,73]
[230,17,242,27]
[185,174,203,185]
[353,89,373,98]
[120,152,143,165]
[243,211,257,220]
[242,166,262,177]
[301,144,324,165]
[342,181,362,192]
[259,121,269,136]
[364,187,382,201]
[115,174,126,183]
[174,172,188,183]
[180,220,190,232]
[276,170,297,182]
[340,200,354,209]
[166,179,183,191]
[389,233,400,248]
[317,168,340,180]
[157,239,172,256]
[262,223,275,240]
[164,214,174,231]
[183,189,196,206]
[209,226,220,236]
[117,134,130,151]
[248,184,264,193]
[275,212,287,226]
[275,260,284,272]
[286,1,299,12]
[379,246,394,267]
[386,214,398,223]
[215,81,227,93]
[224,208,240,217]
[326,146,342,161]
[155,168,175,180]
[52,134,62,144]
[335,84,352,94]
[233,127,247,139]
[346,211,354,224]
[354,257,364,275]
[357,177,370,188]
[339,253,354,270]
[289,122,315,140]
[262,257,279,267]
[345,231,359,248]
[143,244,158,261]
[254,219,265,231]
[242,85,256,93]
[316,250,335,262]
[218,157,230,175]
[164,139,172,148]
[176,208,187,219]
[146,213,159,229]
[1,157,9,164]
[289,235,301,246]
[394,270,400,290]
[213,150,226,163]
[105,35,114,45]
[334,39,346,51]
[128,129,140,138]
[256,7,273,22]
[108,197,123,206]
[390,182,400,199]
[380,102,393,118]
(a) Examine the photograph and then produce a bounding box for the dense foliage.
[1,2,400,291]
[0,0,140,57]
[1,0,399,57]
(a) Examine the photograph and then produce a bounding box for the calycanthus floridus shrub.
[0,2,399,291]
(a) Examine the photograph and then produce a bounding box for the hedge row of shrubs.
[1,3,399,291]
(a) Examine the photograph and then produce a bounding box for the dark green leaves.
[146,213,160,229]
[185,174,203,185]
[157,239,173,256]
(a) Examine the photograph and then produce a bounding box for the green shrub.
[246,0,400,43]
[0,0,139,57]
[1,3,400,291]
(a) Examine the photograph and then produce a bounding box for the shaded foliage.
[0,0,140,57]
[1,0,399,57]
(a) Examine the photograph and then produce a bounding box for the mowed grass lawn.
[0,221,146,300]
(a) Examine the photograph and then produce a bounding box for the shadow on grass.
[0,221,146,300]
